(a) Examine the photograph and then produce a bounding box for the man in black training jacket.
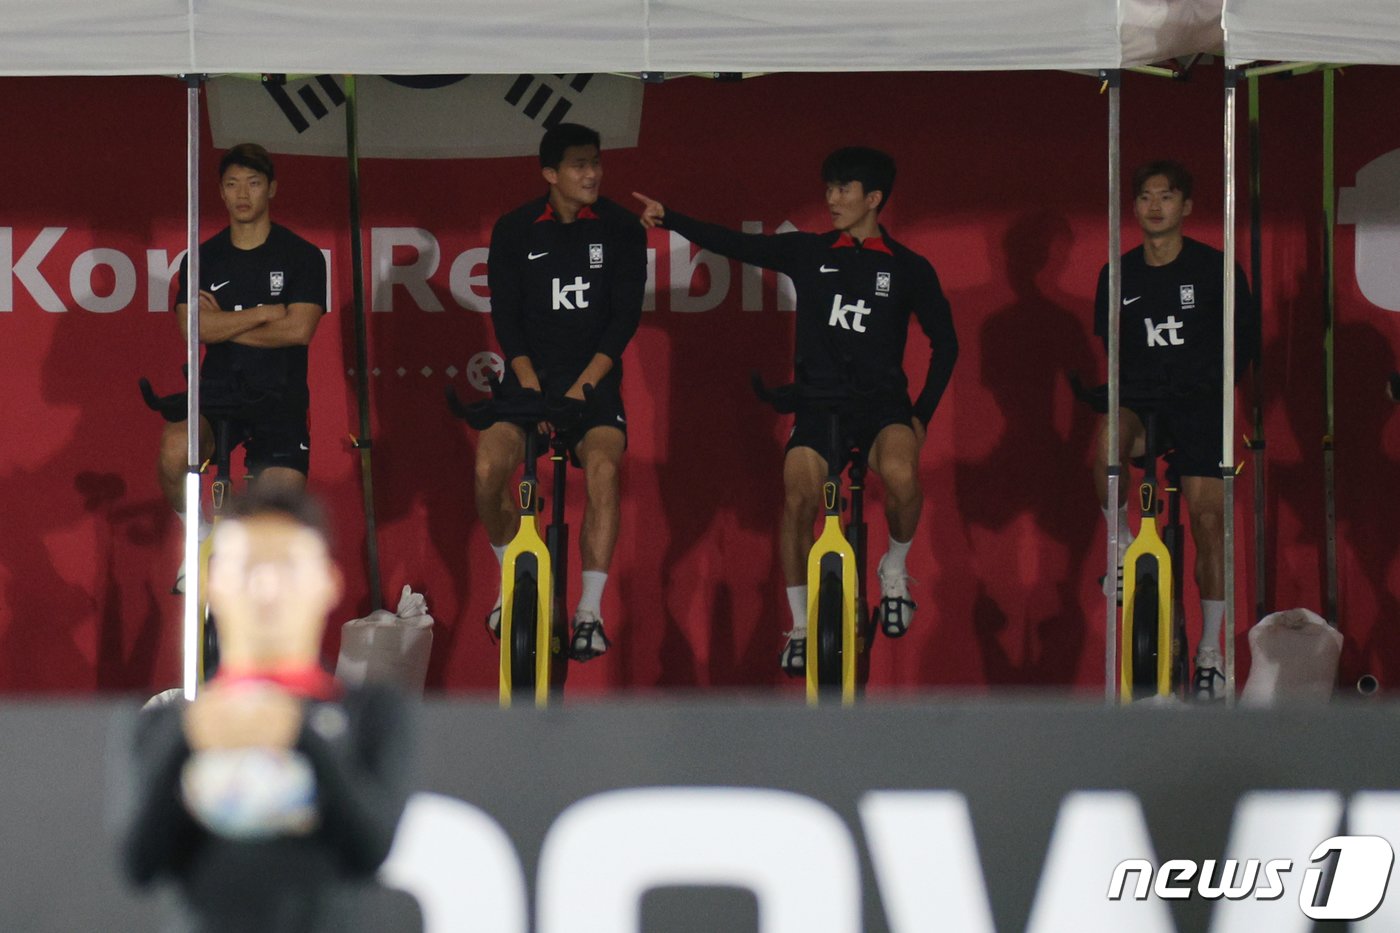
[634,147,958,675]
[477,122,646,661]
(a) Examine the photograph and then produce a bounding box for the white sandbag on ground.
[1241,608,1343,706]
[336,585,434,695]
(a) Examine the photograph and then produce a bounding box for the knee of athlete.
[473,452,512,491]
[1192,508,1225,542]
[880,460,919,499]
[585,455,620,490]
[159,428,188,469]
[784,479,822,518]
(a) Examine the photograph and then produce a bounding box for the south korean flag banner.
[206,74,642,160]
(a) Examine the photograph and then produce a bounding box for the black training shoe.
[485,594,502,641]
[569,613,611,661]
[1193,646,1225,701]
[875,557,918,638]
[780,630,806,677]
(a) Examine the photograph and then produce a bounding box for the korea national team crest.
[589,243,604,269]
[876,271,891,296]
[1180,284,1195,309]
[270,271,285,296]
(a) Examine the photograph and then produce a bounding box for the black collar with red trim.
[535,201,600,223]
[831,230,894,255]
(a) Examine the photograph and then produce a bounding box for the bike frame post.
[1103,68,1123,706]
[181,74,204,702]
[847,458,868,621]
[1223,67,1241,704]
[548,436,570,689]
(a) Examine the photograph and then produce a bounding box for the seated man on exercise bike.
[1093,159,1256,700]
[476,123,647,660]
[634,147,959,675]
[157,143,328,592]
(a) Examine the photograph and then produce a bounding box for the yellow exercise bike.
[449,381,585,708]
[753,374,881,706]
[1073,375,1189,702]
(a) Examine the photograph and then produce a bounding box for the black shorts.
[217,404,310,476]
[552,377,627,467]
[1126,398,1222,478]
[786,401,914,473]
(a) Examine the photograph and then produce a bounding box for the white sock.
[491,543,507,565]
[786,585,808,633]
[1103,502,1132,551]
[881,536,913,574]
[1199,600,1226,657]
[576,570,607,618]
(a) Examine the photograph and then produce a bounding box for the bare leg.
[868,423,922,541]
[780,447,826,585]
[1093,407,1147,509]
[1181,475,1225,601]
[575,426,626,572]
[158,416,214,513]
[250,466,307,496]
[473,422,526,547]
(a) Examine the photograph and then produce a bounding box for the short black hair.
[219,142,276,183]
[227,486,331,547]
[1132,160,1193,200]
[822,147,896,212]
[539,123,602,169]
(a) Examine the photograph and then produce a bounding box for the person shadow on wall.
[0,281,168,692]
[1332,316,1400,692]
[955,211,1098,688]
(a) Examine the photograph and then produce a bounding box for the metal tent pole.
[181,75,204,700]
[344,75,383,611]
[1322,69,1338,627]
[1247,74,1267,623]
[1223,68,1240,705]
[1104,69,1122,705]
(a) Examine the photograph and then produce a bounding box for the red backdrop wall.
[2,67,1397,696]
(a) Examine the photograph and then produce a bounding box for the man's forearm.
[180,304,273,344]
[568,353,614,397]
[229,305,312,348]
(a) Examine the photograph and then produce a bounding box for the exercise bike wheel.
[202,610,220,680]
[1131,579,1159,699]
[816,571,844,691]
[510,572,539,699]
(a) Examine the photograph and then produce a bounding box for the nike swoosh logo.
[528,252,549,260]
[1123,296,1142,305]
[299,443,309,451]
[210,281,230,291]
[820,265,839,273]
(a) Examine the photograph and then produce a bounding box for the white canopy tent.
[0,0,1222,75]
[1224,0,1400,66]
[3,0,1243,701]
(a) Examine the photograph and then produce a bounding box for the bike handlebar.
[1067,372,1214,415]
[750,372,894,415]
[446,379,594,434]
[139,375,284,424]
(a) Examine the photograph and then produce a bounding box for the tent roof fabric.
[1223,0,1400,65]
[0,0,1222,76]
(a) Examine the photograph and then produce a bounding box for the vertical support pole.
[1103,69,1122,706]
[182,75,204,701]
[1223,68,1240,705]
[1322,68,1338,627]
[345,75,383,611]
[1247,74,1268,623]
